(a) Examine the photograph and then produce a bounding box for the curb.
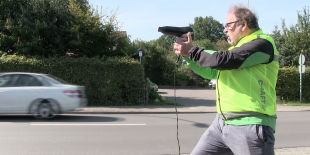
[68,105,310,114]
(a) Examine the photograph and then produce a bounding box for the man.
[174,5,279,155]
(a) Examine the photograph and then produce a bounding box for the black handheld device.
[158,26,194,63]
[158,26,193,37]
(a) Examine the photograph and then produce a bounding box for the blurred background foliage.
[0,1,309,104]
[0,54,146,106]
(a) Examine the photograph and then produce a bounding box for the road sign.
[299,54,306,103]
[299,65,306,73]
[298,54,306,74]
[299,54,305,65]
[139,50,143,63]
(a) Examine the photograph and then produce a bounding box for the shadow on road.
[0,114,125,123]
[164,97,216,107]
[193,122,209,128]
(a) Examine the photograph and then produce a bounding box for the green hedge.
[276,67,310,102]
[1,54,308,104]
[0,54,146,106]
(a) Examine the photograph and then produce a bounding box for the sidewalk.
[71,87,310,155]
[73,104,310,114]
[73,86,310,114]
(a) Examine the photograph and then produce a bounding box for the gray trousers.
[191,114,275,155]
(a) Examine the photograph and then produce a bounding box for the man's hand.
[173,32,193,57]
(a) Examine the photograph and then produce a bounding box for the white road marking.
[30,124,146,126]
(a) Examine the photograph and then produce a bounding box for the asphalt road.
[0,87,309,154]
[0,112,310,155]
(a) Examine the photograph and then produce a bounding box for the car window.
[38,76,52,86]
[28,76,43,86]
[44,74,69,84]
[13,74,43,87]
[0,75,15,87]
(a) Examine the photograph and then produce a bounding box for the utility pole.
[248,0,249,8]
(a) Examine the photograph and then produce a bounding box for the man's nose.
[223,28,228,33]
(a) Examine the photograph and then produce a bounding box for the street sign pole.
[300,69,302,103]
[299,54,306,103]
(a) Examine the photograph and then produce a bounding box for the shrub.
[0,55,146,106]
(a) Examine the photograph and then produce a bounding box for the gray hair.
[229,5,260,31]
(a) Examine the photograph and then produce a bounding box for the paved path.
[71,87,310,155]
[75,87,310,114]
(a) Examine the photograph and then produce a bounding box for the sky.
[88,0,310,42]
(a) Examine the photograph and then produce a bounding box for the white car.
[208,79,217,89]
[0,72,87,118]
[153,83,158,91]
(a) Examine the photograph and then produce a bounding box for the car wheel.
[37,102,54,118]
[30,100,56,119]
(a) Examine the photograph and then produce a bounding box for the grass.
[146,95,182,106]
[147,99,310,106]
[147,99,182,106]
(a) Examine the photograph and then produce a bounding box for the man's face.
[223,12,244,46]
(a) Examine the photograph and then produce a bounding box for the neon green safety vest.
[216,30,279,119]
[183,29,279,131]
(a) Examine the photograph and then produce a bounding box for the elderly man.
[174,5,279,155]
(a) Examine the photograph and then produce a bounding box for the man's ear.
[241,22,247,31]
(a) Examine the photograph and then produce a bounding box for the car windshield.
[43,74,69,84]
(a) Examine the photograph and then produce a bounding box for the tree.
[216,40,231,51]
[0,0,27,54]
[270,25,289,67]
[155,35,175,53]
[129,39,175,85]
[0,0,124,57]
[295,6,310,65]
[189,16,227,42]
[193,39,217,50]
[271,6,310,67]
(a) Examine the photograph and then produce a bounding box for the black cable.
[174,55,181,155]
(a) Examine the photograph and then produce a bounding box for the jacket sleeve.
[183,53,219,80]
[187,39,274,70]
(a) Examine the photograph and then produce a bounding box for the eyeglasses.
[224,20,240,30]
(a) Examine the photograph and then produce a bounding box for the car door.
[0,74,19,113]
[9,74,44,113]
